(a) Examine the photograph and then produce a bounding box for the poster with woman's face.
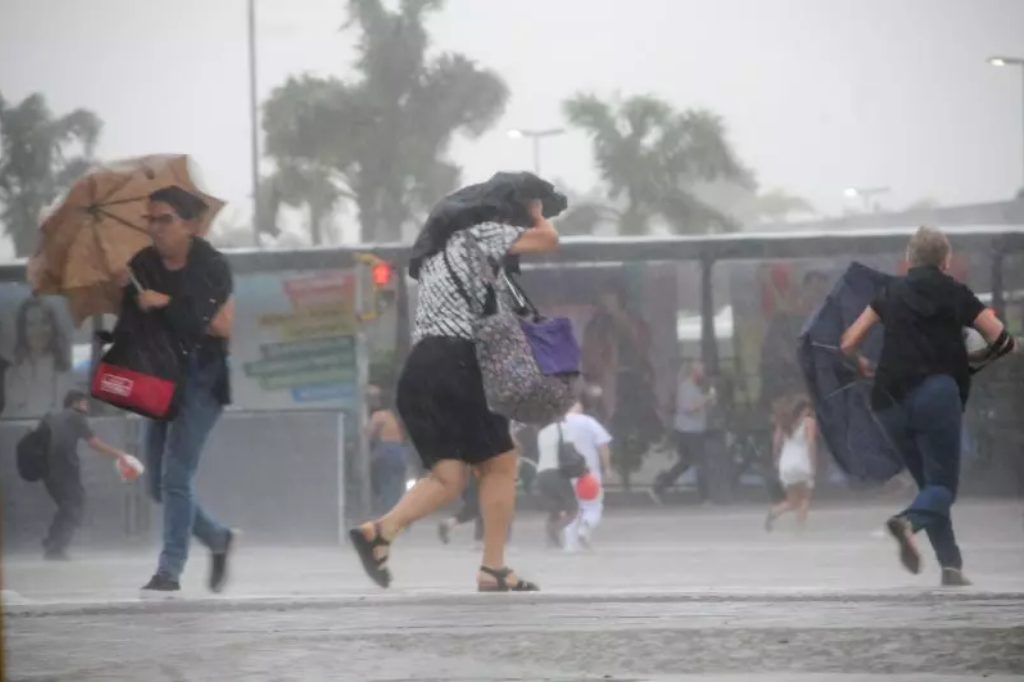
[0,285,76,420]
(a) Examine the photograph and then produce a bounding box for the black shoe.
[437,521,451,545]
[209,528,238,594]
[43,548,71,561]
[141,574,181,595]
[941,567,972,587]
[885,516,922,575]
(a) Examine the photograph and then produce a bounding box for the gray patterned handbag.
[443,234,580,424]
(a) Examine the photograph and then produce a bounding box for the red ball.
[575,472,601,501]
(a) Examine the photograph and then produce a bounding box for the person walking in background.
[121,186,238,596]
[366,385,409,516]
[841,226,1017,586]
[437,476,484,547]
[652,360,715,504]
[4,297,73,419]
[764,394,817,532]
[41,390,135,560]
[537,401,614,551]
[350,198,559,592]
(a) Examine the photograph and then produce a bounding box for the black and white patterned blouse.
[413,222,526,342]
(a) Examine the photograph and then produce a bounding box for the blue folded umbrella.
[797,262,903,483]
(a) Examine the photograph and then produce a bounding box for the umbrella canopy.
[797,261,903,483]
[26,154,224,325]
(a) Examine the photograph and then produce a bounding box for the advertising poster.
[0,284,78,420]
[231,270,360,411]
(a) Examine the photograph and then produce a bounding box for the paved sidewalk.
[4,502,1023,680]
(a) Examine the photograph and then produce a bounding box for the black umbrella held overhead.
[797,261,903,483]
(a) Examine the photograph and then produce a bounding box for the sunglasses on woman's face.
[145,213,176,227]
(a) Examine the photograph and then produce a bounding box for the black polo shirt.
[869,266,986,411]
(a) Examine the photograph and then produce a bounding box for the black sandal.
[477,566,539,593]
[349,522,392,588]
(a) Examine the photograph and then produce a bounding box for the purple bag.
[444,236,580,424]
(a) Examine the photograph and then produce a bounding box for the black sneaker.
[43,549,71,561]
[141,574,181,596]
[885,516,922,575]
[437,521,451,545]
[941,567,972,587]
[209,528,238,593]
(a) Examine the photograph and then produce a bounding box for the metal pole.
[350,263,372,524]
[247,0,262,246]
[532,135,542,176]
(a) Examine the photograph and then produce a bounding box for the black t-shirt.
[869,266,986,410]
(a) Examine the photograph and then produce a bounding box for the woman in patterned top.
[350,199,559,592]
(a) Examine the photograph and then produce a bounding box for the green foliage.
[0,92,102,256]
[563,93,751,235]
[261,0,509,243]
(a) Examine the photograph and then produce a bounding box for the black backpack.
[16,418,51,482]
[557,423,588,479]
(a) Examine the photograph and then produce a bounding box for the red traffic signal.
[371,262,393,287]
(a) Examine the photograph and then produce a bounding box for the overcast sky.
[1,0,1023,252]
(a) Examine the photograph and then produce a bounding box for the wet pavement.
[4,501,1023,680]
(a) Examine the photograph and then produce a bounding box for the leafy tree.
[563,93,750,235]
[261,0,509,243]
[753,188,816,222]
[0,92,102,256]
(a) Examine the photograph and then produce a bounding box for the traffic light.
[356,253,397,321]
[371,261,393,287]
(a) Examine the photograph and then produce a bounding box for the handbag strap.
[441,232,497,316]
[501,270,541,320]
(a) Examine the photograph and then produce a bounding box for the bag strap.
[501,270,541,320]
[441,232,497,316]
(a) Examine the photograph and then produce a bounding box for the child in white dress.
[765,395,818,531]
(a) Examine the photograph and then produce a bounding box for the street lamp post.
[843,186,891,213]
[507,128,566,176]
[988,56,1024,191]
[248,0,262,246]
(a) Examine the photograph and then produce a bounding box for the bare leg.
[795,484,812,528]
[366,460,467,543]
[474,450,521,586]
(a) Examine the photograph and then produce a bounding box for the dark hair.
[149,186,208,221]
[63,389,88,409]
[774,394,812,436]
[14,297,71,372]
[803,270,827,286]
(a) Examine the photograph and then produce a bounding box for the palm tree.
[261,0,509,243]
[563,94,750,235]
[0,92,102,256]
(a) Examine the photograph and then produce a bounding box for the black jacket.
[113,238,233,405]
[408,171,567,279]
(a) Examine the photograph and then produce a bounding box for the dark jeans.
[145,361,229,580]
[877,374,963,570]
[657,431,709,501]
[43,468,84,555]
[371,442,408,515]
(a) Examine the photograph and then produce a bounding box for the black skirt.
[397,336,514,469]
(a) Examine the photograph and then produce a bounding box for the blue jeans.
[145,360,229,580]
[876,374,963,569]
[371,442,408,515]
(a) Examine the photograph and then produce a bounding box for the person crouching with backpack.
[536,401,614,550]
[37,390,135,560]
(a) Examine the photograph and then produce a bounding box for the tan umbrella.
[26,154,225,325]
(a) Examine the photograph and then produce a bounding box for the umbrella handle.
[125,266,144,292]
